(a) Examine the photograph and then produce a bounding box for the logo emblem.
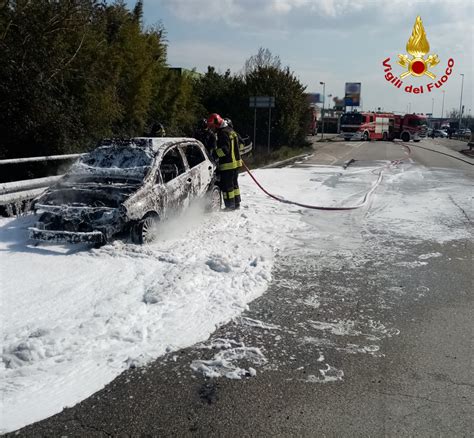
[397,16,439,79]
[381,16,454,95]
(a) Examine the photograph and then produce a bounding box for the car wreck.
[28,138,220,245]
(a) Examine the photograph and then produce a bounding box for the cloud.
[154,0,472,30]
[149,0,472,113]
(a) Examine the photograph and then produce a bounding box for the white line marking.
[331,141,365,164]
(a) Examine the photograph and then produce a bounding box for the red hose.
[242,143,412,211]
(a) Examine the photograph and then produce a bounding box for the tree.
[244,47,282,74]
[0,0,171,161]
[244,49,309,149]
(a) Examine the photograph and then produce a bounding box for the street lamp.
[320,81,325,139]
[459,73,464,128]
[441,90,445,119]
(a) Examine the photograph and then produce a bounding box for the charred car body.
[29,138,220,245]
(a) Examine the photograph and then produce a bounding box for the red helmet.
[207,113,223,130]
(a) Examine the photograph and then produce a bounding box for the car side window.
[183,144,205,168]
[159,147,186,183]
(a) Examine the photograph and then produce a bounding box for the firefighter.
[150,122,166,137]
[194,118,217,160]
[207,113,242,210]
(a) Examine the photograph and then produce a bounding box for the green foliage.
[245,64,309,148]
[196,48,310,151]
[0,3,308,166]
[0,0,197,161]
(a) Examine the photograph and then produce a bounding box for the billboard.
[344,82,361,106]
[306,93,322,104]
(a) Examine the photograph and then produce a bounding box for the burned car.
[29,138,220,245]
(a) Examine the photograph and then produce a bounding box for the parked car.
[456,128,471,139]
[29,138,220,245]
[433,129,448,138]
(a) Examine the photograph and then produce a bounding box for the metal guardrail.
[0,153,83,215]
[0,153,84,165]
[0,175,63,196]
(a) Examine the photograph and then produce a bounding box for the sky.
[128,0,473,116]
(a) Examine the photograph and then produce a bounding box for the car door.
[158,146,192,216]
[181,142,214,198]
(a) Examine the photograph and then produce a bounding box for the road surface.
[9,138,473,437]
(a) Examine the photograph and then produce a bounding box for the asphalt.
[8,138,473,437]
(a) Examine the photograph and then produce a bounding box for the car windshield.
[70,146,154,180]
[340,113,363,125]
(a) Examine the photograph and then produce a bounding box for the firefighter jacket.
[215,126,242,171]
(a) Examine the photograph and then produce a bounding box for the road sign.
[249,96,275,154]
[249,96,275,108]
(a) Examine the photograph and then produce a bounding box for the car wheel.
[131,213,159,244]
[401,132,410,142]
[413,139,420,142]
[206,185,222,212]
[363,131,370,141]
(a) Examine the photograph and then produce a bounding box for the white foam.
[1,163,471,432]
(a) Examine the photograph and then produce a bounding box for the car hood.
[35,178,140,210]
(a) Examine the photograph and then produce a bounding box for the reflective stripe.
[230,132,237,165]
[234,188,240,196]
[217,131,242,170]
[218,159,242,171]
[219,161,239,171]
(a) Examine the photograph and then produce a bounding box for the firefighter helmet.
[207,113,224,130]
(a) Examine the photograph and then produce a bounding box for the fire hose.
[241,140,472,211]
[241,144,413,211]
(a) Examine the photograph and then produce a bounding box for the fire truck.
[340,112,427,142]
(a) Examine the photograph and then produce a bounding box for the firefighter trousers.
[219,169,241,209]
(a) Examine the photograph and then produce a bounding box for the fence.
[0,154,83,216]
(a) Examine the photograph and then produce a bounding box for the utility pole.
[253,107,257,152]
[458,73,464,128]
[320,81,325,139]
[267,105,272,154]
[441,90,445,119]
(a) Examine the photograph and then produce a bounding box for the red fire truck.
[340,112,427,142]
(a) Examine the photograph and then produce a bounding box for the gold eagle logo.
[398,16,439,79]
